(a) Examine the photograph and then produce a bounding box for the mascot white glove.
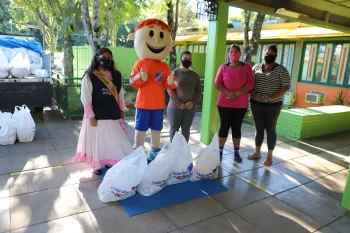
[167,71,175,85]
[140,67,148,82]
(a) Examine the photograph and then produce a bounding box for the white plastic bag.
[98,147,148,202]
[138,144,176,196]
[12,105,36,142]
[0,48,10,79]
[167,132,193,185]
[0,112,17,146]
[190,133,220,181]
[30,57,43,74]
[9,51,31,78]
[34,69,49,78]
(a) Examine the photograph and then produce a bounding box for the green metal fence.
[52,71,204,118]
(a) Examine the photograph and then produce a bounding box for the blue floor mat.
[98,167,228,217]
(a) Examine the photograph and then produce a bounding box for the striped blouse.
[251,63,291,103]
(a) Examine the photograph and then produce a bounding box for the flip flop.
[263,160,273,166]
[247,154,261,160]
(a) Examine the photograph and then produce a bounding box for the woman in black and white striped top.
[248,44,291,166]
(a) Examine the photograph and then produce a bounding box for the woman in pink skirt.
[75,48,133,174]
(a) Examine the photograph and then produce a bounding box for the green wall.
[72,46,207,78]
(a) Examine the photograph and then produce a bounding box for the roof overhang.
[224,0,350,33]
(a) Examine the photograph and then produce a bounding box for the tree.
[243,10,265,64]
[0,0,11,34]
[80,0,146,52]
[139,0,197,69]
[12,0,79,77]
[166,0,180,70]
[140,0,198,33]
[80,0,101,53]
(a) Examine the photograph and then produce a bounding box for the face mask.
[99,58,112,70]
[264,54,276,64]
[229,53,240,62]
[181,59,192,68]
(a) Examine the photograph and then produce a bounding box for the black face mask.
[264,54,277,64]
[98,58,113,70]
[181,59,192,68]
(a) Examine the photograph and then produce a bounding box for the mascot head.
[128,19,174,61]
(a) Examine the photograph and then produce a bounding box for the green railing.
[52,71,83,118]
[52,71,204,118]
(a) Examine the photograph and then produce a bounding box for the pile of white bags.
[190,133,220,181]
[12,105,36,142]
[98,147,148,203]
[0,112,17,146]
[28,50,43,75]
[9,51,31,78]
[137,144,176,196]
[98,132,221,201]
[167,133,194,185]
[0,47,44,78]
[0,48,10,79]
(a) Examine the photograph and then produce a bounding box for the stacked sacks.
[9,51,31,78]
[0,48,10,79]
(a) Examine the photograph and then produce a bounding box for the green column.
[341,167,350,211]
[200,3,229,144]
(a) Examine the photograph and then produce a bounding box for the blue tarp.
[0,37,43,54]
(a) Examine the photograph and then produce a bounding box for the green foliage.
[0,0,11,34]
[333,89,349,105]
[11,0,79,53]
[139,0,198,33]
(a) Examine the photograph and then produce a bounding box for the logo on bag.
[172,163,194,180]
[152,179,167,187]
[111,186,135,198]
[155,72,163,82]
[195,166,219,180]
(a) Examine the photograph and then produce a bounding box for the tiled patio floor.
[0,109,349,233]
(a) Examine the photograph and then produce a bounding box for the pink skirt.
[75,118,133,169]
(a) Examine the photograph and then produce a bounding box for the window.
[188,45,193,52]
[261,44,268,62]
[314,44,326,83]
[301,44,312,81]
[277,44,283,64]
[287,44,295,74]
[329,44,343,84]
[300,42,350,88]
[193,45,199,53]
[283,45,290,68]
[199,45,205,53]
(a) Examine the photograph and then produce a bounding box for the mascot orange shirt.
[129,19,176,161]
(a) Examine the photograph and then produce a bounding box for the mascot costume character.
[128,19,177,162]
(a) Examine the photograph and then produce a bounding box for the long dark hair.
[86,47,122,92]
[86,47,119,77]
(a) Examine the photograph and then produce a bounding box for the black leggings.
[251,102,282,150]
[218,106,247,139]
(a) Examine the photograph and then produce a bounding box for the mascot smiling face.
[130,19,174,61]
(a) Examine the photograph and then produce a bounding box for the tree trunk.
[63,34,74,77]
[243,10,252,64]
[92,0,101,51]
[167,0,179,71]
[80,0,95,52]
[80,0,100,52]
[251,13,265,56]
[105,0,112,47]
